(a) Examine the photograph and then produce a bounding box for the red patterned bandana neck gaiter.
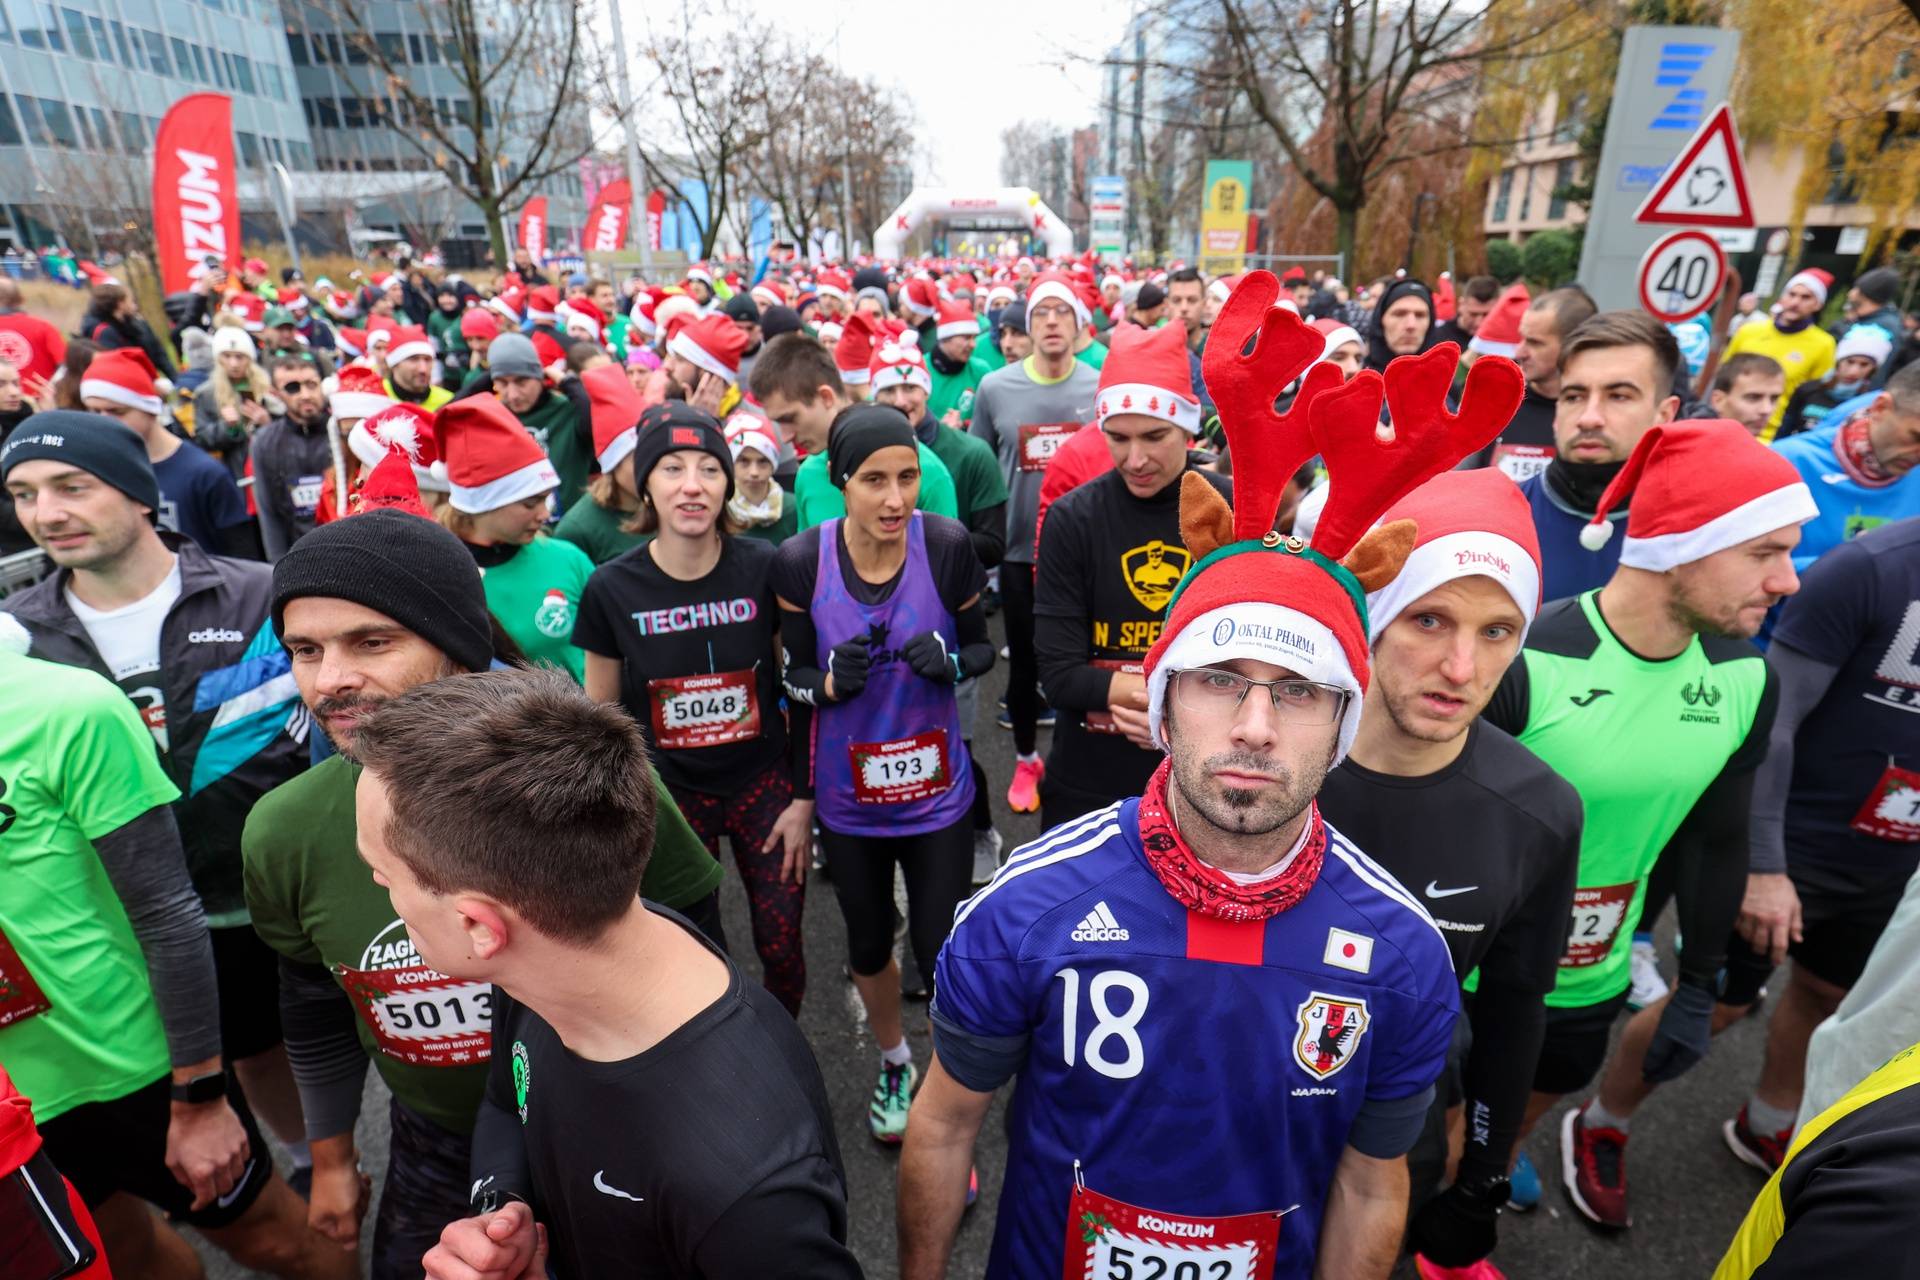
[1836,413,1898,488]
[1135,758,1326,923]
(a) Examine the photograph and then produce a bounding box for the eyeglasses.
[1029,304,1075,322]
[277,378,320,393]
[1170,669,1349,726]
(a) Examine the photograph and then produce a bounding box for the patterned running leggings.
[672,763,807,1016]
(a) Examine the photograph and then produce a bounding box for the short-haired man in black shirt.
[1320,468,1582,1274]
[357,669,858,1280]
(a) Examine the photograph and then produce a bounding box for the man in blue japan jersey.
[896,278,1494,1280]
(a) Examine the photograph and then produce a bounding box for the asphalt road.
[199,613,1775,1278]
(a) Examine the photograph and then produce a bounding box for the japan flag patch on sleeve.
[1323,927,1373,974]
[1294,993,1371,1081]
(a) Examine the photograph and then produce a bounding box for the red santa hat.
[815,268,851,301]
[835,312,878,386]
[1467,283,1530,358]
[228,292,267,332]
[1784,268,1834,306]
[384,324,435,365]
[459,308,498,343]
[334,328,366,360]
[365,316,396,353]
[526,286,560,325]
[684,262,715,288]
[434,394,560,514]
[81,348,165,415]
[277,286,309,314]
[558,298,605,342]
[582,363,643,473]
[347,402,447,494]
[1025,271,1089,326]
[487,288,523,326]
[1141,272,1524,762]
[1575,419,1817,568]
[1095,322,1201,434]
[1309,318,1363,364]
[751,283,785,310]
[900,277,940,319]
[869,336,931,393]
[243,256,269,276]
[985,281,1017,307]
[667,313,748,386]
[1366,468,1543,642]
[724,412,781,467]
[350,439,434,521]
[654,293,700,342]
[816,318,845,346]
[934,299,977,342]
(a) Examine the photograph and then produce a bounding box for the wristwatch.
[169,1069,229,1105]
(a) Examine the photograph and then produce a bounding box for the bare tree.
[311,0,600,266]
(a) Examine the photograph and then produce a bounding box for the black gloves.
[1642,980,1718,1083]
[1407,1179,1503,1267]
[903,630,960,685]
[827,633,872,701]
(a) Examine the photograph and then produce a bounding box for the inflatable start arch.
[872,187,1074,261]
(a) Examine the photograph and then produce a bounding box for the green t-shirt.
[1485,591,1771,1007]
[554,496,647,565]
[928,361,982,427]
[923,421,1009,523]
[522,391,590,514]
[0,653,181,1121]
[792,441,959,531]
[243,754,724,1134]
[1075,340,1109,372]
[480,535,596,682]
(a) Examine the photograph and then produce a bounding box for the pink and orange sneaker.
[1007,757,1044,813]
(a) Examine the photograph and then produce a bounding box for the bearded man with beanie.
[970,272,1101,813]
[900,275,1490,1280]
[1723,270,1839,442]
[1520,311,1681,602]
[1319,468,1583,1276]
[1482,420,1812,1232]
[1035,322,1230,828]
[244,495,724,1279]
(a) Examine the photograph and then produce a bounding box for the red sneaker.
[1723,1105,1792,1173]
[1415,1258,1507,1280]
[1007,757,1044,813]
[1560,1103,1631,1228]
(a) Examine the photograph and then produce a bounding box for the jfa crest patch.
[1293,992,1370,1081]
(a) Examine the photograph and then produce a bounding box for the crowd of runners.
[2,246,1919,1280]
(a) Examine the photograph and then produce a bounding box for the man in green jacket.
[456,332,594,513]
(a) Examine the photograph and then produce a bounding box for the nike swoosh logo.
[1425,882,1478,899]
[1569,688,1613,707]
[593,1170,644,1202]
[217,1160,257,1208]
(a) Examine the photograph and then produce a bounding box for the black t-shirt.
[571,537,786,796]
[475,910,858,1279]
[769,512,983,615]
[1772,518,1920,891]
[1034,464,1231,800]
[1468,384,1556,482]
[1320,721,1582,987]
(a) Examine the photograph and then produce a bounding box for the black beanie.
[828,404,916,489]
[632,402,734,503]
[271,508,494,673]
[760,305,804,342]
[0,410,159,512]
[1855,267,1901,306]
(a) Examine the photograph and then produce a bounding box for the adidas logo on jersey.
[1071,901,1130,943]
[188,628,246,644]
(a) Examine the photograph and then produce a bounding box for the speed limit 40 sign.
[1638,229,1728,324]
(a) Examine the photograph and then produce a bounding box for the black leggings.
[1001,562,1040,756]
[819,813,975,986]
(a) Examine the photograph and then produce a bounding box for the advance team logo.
[1293,992,1371,1081]
[1121,540,1191,612]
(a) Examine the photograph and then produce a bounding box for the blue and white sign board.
[1576,26,1741,311]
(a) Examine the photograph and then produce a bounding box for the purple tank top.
[812,513,975,836]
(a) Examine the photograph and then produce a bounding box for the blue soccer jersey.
[933,800,1459,1279]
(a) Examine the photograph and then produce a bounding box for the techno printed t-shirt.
[1483,590,1771,1007]
[571,537,787,796]
[0,652,181,1122]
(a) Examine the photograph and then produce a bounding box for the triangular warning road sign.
[1634,104,1754,229]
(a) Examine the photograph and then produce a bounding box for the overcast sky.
[614,0,1127,191]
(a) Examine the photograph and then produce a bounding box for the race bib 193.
[1064,1178,1283,1280]
[333,963,492,1067]
[648,670,761,750]
[849,730,951,804]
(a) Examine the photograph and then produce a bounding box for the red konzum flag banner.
[152,93,238,294]
[518,196,548,263]
[646,189,666,252]
[585,180,631,254]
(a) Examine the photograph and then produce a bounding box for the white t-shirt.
[67,560,182,753]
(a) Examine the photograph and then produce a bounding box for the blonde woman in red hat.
[433,395,592,679]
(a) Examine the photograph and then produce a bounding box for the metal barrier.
[0,547,50,598]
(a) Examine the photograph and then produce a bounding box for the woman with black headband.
[770,404,995,1155]
[572,403,812,1016]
